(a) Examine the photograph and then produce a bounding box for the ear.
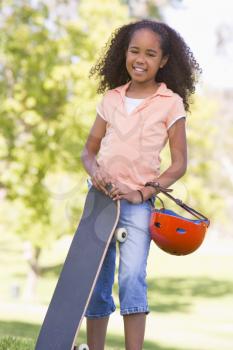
[160,55,169,69]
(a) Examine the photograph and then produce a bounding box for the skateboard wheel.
[115,227,128,243]
[78,344,89,350]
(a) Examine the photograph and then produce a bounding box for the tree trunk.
[23,242,41,302]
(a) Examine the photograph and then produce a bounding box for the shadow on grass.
[0,320,39,339]
[148,276,233,313]
[0,321,85,348]
[0,320,199,350]
[106,332,191,350]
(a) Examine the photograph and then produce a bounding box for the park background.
[0,0,233,349]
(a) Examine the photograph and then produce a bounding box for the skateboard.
[35,185,127,350]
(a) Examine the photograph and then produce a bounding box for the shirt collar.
[114,81,173,98]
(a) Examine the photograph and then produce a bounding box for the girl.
[81,19,201,350]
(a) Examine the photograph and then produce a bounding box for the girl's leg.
[118,199,152,350]
[123,313,146,350]
[85,241,116,348]
[87,316,109,350]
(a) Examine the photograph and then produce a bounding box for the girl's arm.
[141,117,187,200]
[81,114,111,194]
[115,118,187,203]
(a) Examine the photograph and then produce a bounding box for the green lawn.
[0,230,233,349]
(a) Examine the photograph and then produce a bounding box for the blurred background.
[0,0,232,349]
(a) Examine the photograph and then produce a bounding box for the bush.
[0,337,34,350]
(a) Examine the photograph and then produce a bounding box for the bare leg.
[86,316,109,350]
[123,313,146,350]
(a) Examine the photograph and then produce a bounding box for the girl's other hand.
[113,190,143,204]
[108,181,131,199]
[91,165,112,195]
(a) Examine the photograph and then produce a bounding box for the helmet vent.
[176,228,186,234]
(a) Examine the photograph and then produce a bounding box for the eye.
[129,49,138,54]
[147,52,156,57]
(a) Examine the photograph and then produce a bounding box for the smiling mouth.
[133,66,147,73]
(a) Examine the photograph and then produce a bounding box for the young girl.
[81,19,201,350]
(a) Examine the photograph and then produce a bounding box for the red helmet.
[145,182,210,256]
[150,209,209,255]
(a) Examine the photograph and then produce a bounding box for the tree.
[0,0,128,299]
[123,0,183,19]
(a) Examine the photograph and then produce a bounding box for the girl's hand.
[91,165,112,195]
[108,181,132,199]
[108,181,143,204]
[112,190,143,204]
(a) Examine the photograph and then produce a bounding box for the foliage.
[0,1,78,245]
[0,0,128,297]
[0,0,128,249]
[122,0,183,19]
[0,337,34,350]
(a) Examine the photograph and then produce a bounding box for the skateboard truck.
[74,344,89,350]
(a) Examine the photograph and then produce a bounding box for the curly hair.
[90,19,201,111]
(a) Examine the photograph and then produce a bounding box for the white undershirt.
[125,96,145,114]
[124,96,186,128]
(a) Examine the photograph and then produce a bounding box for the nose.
[135,53,146,64]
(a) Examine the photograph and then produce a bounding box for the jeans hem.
[120,306,150,316]
[85,306,116,319]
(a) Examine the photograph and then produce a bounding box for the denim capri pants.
[85,187,152,319]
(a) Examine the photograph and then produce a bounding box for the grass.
[0,337,34,350]
[0,230,233,350]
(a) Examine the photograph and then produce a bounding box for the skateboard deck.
[35,186,120,350]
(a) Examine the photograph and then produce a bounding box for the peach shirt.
[96,81,186,190]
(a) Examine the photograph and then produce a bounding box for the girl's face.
[126,28,168,86]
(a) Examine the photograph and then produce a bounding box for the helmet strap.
[145,182,210,226]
